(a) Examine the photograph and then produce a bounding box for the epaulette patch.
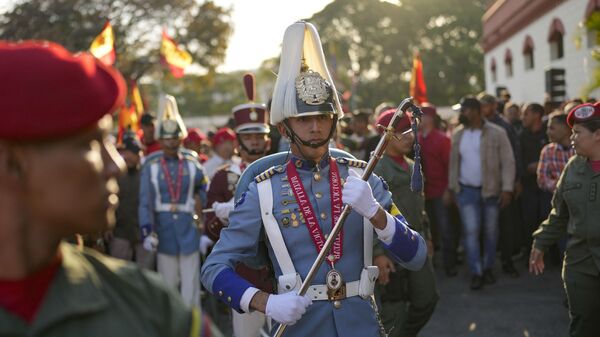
[255,165,284,183]
[336,157,367,169]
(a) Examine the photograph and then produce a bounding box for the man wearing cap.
[105,131,154,269]
[373,109,438,337]
[204,127,239,179]
[530,103,600,337]
[203,73,274,337]
[0,41,199,336]
[140,113,162,155]
[478,92,522,277]
[201,21,426,337]
[449,96,515,290]
[138,95,208,307]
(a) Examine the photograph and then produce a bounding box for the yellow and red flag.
[117,104,139,144]
[131,82,145,116]
[117,82,145,144]
[160,30,192,78]
[89,21,116,66]
[409,52,428,105]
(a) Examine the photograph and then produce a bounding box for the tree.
[583,11,600,98]
[0,0,232,80]
[305,0,486,108]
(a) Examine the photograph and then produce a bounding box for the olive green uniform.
[533,156,600,337]
[374,155,439,337]
[0,243,221,337]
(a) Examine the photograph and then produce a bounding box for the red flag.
[409,52,428,105]
[160,31,192,78]
[89,21,116,66]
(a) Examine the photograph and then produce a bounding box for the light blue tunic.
[201,154,426,337]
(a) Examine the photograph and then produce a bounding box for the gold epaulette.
[255,165,285,183]
[336,157,367,168]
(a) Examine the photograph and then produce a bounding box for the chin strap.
[236,134,269,156]
[282,115,338,150]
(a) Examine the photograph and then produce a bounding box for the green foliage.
[583,11,600,97]
[303,0,486,108]
[0,0,232,80]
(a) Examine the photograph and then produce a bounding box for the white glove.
[342,169,380,219]
[143,235,159,252]
[212,199,234,223]
[199,235,214,255]
[265,292,312,325]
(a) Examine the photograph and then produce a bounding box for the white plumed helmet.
[270,21,343,125]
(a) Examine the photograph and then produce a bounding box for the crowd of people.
[2,21,600,337]
[103,43,598,337]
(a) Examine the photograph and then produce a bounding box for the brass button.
[333,300,342,309]
[324,233,329,239]
[218,291,223,296]
[315,192,323,199]
[320,212,327,220]
[227,296,232,303]
[313,172,321,181]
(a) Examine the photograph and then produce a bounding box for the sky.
[213,0,334,72]
[0,0,335,72]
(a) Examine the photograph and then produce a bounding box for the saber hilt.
[273,97,416,337]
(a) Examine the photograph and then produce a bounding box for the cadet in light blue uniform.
[139,95,208,307]
[201,21,426,337]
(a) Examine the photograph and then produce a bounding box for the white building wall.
[484,0,599,104]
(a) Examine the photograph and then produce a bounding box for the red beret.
[0,41,125,140]
[567,103,600,128]
[376,108,412,134]
[184,128,207,146]
[212,127,236,146]
[420,103,437,117]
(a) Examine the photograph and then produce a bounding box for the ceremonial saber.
[274,97,422,337]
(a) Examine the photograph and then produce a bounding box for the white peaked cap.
[155,94,188,139]
[270,21,343,125]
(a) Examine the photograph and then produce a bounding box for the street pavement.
[420,259,569,337]
[205,257,569,337]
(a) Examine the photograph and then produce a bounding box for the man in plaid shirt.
[537,112,575,193]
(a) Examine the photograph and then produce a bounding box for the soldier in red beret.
[203,73,273,337]
[204,127,239,179]
[530,103,600,337]
[184,128,210,164]
[373,109,438,337]
[0,41,204,336]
